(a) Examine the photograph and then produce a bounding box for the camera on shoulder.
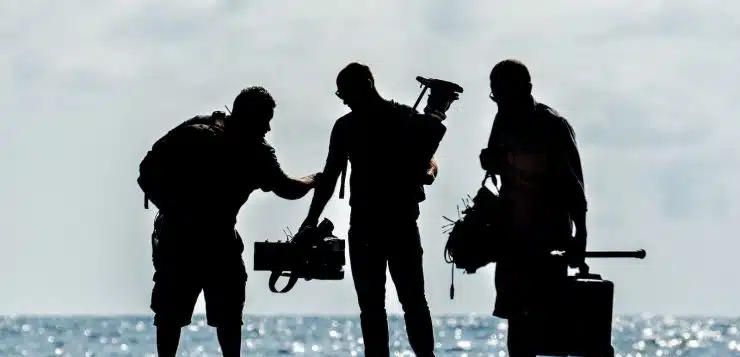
[253,218,346,293]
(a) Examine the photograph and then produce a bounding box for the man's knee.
[389,247,429,312]
[354,283,387,314]
[394,278,430,313]
[506,318,535,357]
[204,298,245,327]
[203,270,247,327]
[204,282,245,327]
[151,301,197,327]
[151,275,200,327]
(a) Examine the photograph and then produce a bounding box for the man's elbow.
[273,178,312,200]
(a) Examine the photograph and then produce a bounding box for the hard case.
[529,265,616,357]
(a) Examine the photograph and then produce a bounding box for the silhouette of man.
[479,59,588,357]
[137,86,317,357]
[299,63,443,357]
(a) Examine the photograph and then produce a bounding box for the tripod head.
[413,76,464,119]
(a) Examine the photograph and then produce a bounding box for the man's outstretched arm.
[301,121,348,227]
[260,143,317,200]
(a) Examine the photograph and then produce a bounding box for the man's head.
[229,86,276,138]
[489,59,533,111]
[335,62,379,111]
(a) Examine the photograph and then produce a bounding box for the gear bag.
[137,111,226,210]
[442,173,504,298]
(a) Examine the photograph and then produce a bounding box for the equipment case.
[529,265,616,357]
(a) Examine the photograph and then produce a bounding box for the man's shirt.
[331,100,444,218]
[487,102,587,247]
[154,116,287,223]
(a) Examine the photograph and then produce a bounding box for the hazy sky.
[1,0,738,316]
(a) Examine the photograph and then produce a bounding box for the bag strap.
[481,172,491,187]
[481,172,501,195]
[268,270,300,293]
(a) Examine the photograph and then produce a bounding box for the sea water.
[1,314,739,357]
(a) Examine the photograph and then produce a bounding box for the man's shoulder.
[388,99,419,114]
[177,113,223,133]
[335,112,353,125]
[386,100,421,126]
[333,112,356,136]
[535,102,564,119]
[177,122,222,141]
[155,117,224,153]
[536,102,574,132]
[257,138,276,154]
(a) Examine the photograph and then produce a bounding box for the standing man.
[479,59,589,357]
[137,86,318,357]
[299,63,447,357]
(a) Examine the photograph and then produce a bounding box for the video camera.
[253,218,346,293]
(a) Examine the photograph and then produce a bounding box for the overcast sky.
[1,0,738,316]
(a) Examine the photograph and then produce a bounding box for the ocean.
[1,315,739,357]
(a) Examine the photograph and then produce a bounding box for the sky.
[0,0,738,316]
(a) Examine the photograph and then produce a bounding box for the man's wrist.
[302,216,318,227]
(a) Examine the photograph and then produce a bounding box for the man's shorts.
[150,256,248,328]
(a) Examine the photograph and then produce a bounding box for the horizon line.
[1,313,737,320]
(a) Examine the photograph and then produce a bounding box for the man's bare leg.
[217,325,242,357]
[156,326,182,357]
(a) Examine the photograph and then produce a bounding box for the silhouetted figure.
[299,63,442,357]
[479,59,589,357]
[137,87,317,357]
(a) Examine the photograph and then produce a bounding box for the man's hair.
[232,86,276,114]
[337,62,374,87]
[490,59,531,86]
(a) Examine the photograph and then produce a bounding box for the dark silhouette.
[136,87,317,357]
[298,62,449,357]
[479,59,590,357]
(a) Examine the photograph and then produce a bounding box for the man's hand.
[479,148,495,172]
[422,159,438,185]
[299,172,322,187]
[423,107,447,122]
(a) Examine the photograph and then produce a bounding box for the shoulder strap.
[338,161,348,199]
[337,112,354,200]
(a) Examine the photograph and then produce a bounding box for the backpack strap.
[337,112,353,200]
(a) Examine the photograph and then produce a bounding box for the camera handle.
[549,249,647,279]
[268,271,299,293]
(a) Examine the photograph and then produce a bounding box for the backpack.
[137,111,225,210]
